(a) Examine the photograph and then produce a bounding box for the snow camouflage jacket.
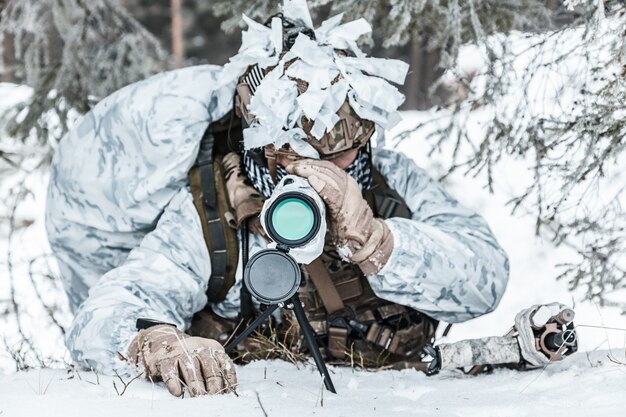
[46,65,510,374]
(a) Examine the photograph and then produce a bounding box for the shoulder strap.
[303,258,345,315]
[189,126,239,302]
[365,167,412,220]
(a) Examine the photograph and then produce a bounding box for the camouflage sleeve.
[45,65,237,374]
[369,148,510,323]
[64,187,211,374]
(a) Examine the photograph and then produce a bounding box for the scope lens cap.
[243,249,301,304]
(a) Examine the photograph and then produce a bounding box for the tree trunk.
[171,0,184,68]
[403,35,442,110]
[404,37,421,110]
[1,32,16,83]
[1,0,15,82]
[546,0,560,10]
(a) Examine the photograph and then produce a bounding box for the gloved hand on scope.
[127,324,237,397]
[286,159,393,275]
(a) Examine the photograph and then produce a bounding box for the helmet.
[235,59,375,161]
[225,4,407,164]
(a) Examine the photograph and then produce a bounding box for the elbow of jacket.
[475,251,510,317]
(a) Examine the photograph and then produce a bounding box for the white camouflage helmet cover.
[217,0,410,159]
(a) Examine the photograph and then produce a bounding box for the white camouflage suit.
[46,65,510,374]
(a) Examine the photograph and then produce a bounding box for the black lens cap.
[243,249,301,304]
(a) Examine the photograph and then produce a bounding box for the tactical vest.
[187,113,438,368]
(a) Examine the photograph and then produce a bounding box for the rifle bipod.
[224,295,337,393]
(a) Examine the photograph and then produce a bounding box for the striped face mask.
[242,145,373,200]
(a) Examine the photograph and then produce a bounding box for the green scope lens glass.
[271,197,315,242]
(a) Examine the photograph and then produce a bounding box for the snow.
[0,351,625,417]
[0,83,32,111]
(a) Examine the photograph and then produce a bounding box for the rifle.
[424,304,577,375]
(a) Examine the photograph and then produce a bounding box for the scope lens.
[271,197,315,242]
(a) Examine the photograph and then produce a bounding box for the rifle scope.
[244,175,326,304]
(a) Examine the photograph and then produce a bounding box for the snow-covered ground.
[1,350,625,417]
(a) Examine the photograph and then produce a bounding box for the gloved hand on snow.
[286,159,393,275]
[127,324,237,397]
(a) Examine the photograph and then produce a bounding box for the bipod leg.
[224,303,278,353]
[291,295,337,393]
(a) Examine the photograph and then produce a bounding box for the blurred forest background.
[0,0,624,369]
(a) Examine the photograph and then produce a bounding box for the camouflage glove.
[286,159,393,275]
[223,152,264,230]
[127,324,237,397]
